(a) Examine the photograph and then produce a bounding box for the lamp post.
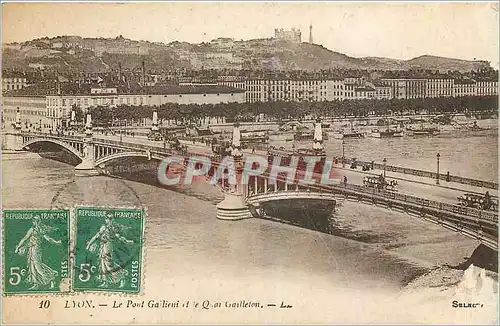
[342,139,345,168]
[383,158,387,179]
[436,153,440,185]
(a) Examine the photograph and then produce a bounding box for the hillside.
[2,35,492,74]
[405,55,489,72]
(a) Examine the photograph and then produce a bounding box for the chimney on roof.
[119,62,122,83]
[56,71,61,95]
[142,60,146,88]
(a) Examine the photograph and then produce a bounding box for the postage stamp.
[72,207,145,293]
[3,209,70,294]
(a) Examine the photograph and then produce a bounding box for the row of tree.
[80,96,498,126]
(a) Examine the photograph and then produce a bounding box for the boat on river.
[328,128,365,139]
[368,127,403,138]
[328,120,365,139]
[406,123,440,136]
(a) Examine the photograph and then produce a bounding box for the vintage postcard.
[1,1,498,324]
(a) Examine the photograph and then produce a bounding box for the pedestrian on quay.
[343,176,347,187]
[484,191,491,210]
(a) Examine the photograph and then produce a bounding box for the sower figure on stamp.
[15,215,61,290]
[86,213,134,288]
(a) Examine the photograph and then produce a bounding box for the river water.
[284,132,498,181]
[2,133,498,324]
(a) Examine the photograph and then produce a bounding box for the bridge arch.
[22,138,84,160]
[95,151,227,193]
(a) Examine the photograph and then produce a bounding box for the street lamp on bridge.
[436,153,441,185]
[342,139,345,168]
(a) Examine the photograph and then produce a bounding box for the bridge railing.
[247,172,498,225]
[93,138,220,162]
[236,143,498,190]
[20,132,85,142]
[355,159,498,190]
[323,182,498,224]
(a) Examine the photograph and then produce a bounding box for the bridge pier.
[75,114,99,177]
[216,123,252,220]
[3,109,24,151]
[3,133,24,151]
[216,192,252,220]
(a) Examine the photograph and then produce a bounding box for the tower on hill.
[309,24,313,44]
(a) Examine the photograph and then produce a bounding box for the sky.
[2,2,499,68]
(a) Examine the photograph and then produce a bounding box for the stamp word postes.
[72,207,145,293]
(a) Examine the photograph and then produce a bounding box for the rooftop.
[4,84,245,97]
[454,79,476,85]
[355,86,375,92]
[146,85,245,95]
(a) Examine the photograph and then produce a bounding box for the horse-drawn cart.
[362,176,398,191]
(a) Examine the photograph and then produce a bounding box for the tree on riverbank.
[88,95,498,125]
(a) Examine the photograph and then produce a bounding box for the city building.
[187,52,243,70]
[216,77,246,90]
[379,78,427,99]
[210,38,235,50]
[2,96,49,130]
[244,79,329,103]
[43,86,245,129]
[325,79,345,101]
[243,78,394,103]
[274,28,302,43]
[476,80,498,96]
[343,81,356,100]
[2,76,29,92]
[454,79,477,97]
[426,79,454,98]
[354,86,376,99]
[369,83,393,100]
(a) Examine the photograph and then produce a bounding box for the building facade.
[274,28,302,43]
[3,77,29,92]
[44,86,245,129]
[476,80,498,96]
[325,79,345,101]
[354,86,376,100]
[371,84,392,99]
[2,96,49,130]
[380,78,427,99]
[453,80,477,97]
[244,79,330,103]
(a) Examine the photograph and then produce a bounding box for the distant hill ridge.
[2,35,491,73]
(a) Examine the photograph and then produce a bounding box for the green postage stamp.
[72,207,145,293]
[3,210,70,294]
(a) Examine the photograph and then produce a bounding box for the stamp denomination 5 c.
[72,207,145,293]
[3,210,70,294]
